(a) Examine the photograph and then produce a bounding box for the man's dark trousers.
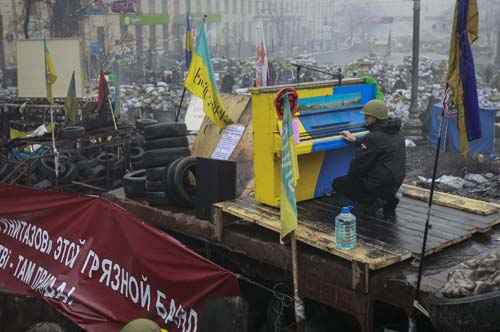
[332,175,400,217]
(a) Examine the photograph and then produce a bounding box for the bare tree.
[23,0,36,39]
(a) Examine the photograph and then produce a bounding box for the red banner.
[0,185,239,332]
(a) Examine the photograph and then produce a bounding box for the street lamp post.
[410,0,421,113]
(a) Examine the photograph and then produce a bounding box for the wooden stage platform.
[106,187,500,332]
[214,191,500,271]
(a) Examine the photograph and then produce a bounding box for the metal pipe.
[410,0,421,113]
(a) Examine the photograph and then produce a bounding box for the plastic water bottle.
[335,206,357,250]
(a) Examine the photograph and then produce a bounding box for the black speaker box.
[195,157,236,220]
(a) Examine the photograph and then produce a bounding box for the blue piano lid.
[296,83,375,134]
[298,83,377,107]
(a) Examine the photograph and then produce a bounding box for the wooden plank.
[191,95,250,157]
[395,210,474,247]
[399,196,491,225]
[401,184,499,216]
[215,201,412,270]
[397,202,474,235]
[229,102,254,197]
[213,205,224,241]
[399,196,500,232]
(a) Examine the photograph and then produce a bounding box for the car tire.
[136,118,158,131]
[165,158,191,207]
[58,162,78,184]
[61,126,85,139]
[97,152,117,164]
[144,122,187,140]
[40,157,67,179]
[88,164,106,177]
[143,147,190,169]
[146,167,166,181]
[33,179,52,190]
[131,160,144,171]
[173,156,198,207]
[129,146,145,161]
[144,136,189,151]
[146,180,165,192]
[76,158,99,172]
[123,169,147,198]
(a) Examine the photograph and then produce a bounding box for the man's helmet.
[363,99,388,120]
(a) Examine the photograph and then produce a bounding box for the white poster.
[17,39,84,98]
[184,96,205,132]
[211,124,246,160]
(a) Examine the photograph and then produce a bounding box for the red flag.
[96,70,109,112]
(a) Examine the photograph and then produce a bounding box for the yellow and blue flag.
[43,39,57,104]
[280,96,300,240]
[184,23,232,129]
[184,13,193,71]
[447,0,481,155]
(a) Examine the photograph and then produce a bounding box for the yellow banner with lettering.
[184,23,232,129]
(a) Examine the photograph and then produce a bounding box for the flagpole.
[44,39,59,187]
[175,88,186,122]
[176,12,196,123]
[291,233,305,332]
[278,88,305,332]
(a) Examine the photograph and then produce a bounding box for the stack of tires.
[124,121,190,206]
[124,118,157,172]
[121,118,155,198]
[28,148,127,190]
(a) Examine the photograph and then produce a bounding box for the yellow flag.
[44,39,58,104]
[184,24,232,128]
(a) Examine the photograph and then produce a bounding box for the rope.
[236,274,294,304]
[237,275,293,331]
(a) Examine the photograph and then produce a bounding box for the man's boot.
[352,199,383,220]
[383,196,399,222]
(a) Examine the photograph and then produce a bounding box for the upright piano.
[250,78,378,207]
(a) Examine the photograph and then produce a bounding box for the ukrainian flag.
[447,0,481,155]
[43,39,57,104]
[280,96,300,240]
[184,23,232,129]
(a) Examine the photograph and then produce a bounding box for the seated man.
[332,99,406,221]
